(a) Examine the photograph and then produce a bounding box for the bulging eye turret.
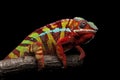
[80,21,86,28]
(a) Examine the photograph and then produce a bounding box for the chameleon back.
[5,19,75,59]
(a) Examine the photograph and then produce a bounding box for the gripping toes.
[30,42,44,69]
[56,44,67,68]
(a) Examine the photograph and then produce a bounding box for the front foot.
[56,44,67,69]
[75,46,86,61]
[79,52,85,61]
[61,58,67,68]
[56,37,73,69]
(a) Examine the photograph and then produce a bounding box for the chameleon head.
[73,17,98,44]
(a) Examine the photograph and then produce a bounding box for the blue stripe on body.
[39,28,71,36]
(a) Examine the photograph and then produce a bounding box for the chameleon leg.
[29,42,44,70]
[56,36,73,68]
[75,46,85,60]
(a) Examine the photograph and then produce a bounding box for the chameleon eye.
[80,21,86,28]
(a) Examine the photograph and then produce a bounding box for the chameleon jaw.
[84,35,95,44]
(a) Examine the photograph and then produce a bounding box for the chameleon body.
[5,17,98,69]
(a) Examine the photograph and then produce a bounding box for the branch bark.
[0,55,83,78]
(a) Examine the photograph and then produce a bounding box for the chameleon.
[4,17,98,69]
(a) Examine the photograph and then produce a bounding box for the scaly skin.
[4,17,98,69]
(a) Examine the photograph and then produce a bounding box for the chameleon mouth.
[84,35,95,44]
[74,29,97,33]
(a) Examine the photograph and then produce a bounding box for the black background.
[0,2,115,80]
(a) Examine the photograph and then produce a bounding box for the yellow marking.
[50,24,57,29]
[68,19,74,29]
[47,40,54,50]
[22,40,33,44]
[32,44,38,51]
[74,22,78,26]
[60,19,69,38]
[36,50,43,54]
[68,19,79,29]
[43,27,56,50]
[35,55,43,59]
[28,32,45,51]
[73,21,79,28]
[68,19,73,26]
[8,52,18,58]
[29,44,33,52]
[38,46,42,49]
[28,32,39,41]
[16,46,29,57]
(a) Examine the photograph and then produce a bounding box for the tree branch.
[0,55,83,78]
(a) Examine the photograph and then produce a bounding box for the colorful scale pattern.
[6,19,78,59]
[4,17,97,69]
